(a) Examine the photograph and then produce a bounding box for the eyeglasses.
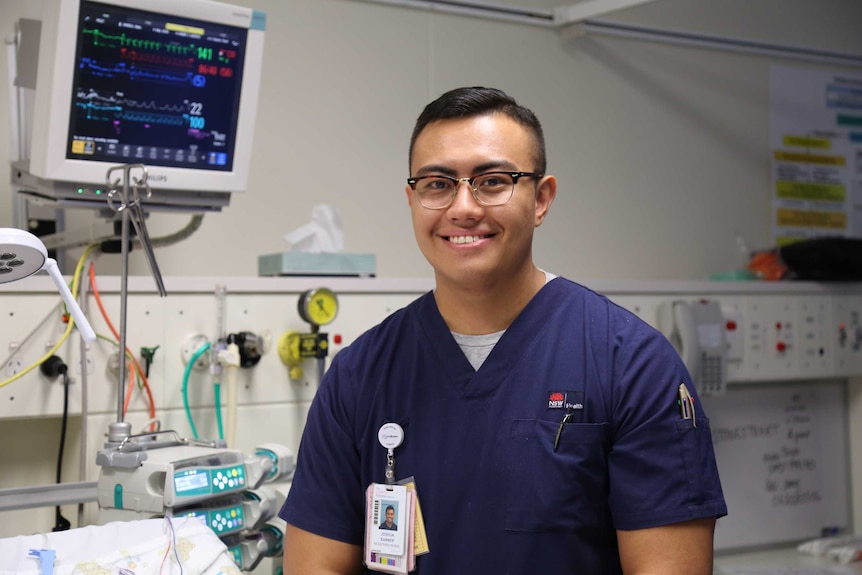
[407,171,543,210]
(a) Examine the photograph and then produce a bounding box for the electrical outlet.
[106,351,127,378]
[4,358,23,378]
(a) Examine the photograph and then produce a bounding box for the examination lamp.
[0,227,96,343]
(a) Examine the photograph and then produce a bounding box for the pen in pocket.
[553,408,574,451]
[678,383,696,428]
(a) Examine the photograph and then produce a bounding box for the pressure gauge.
[298,287,339,327]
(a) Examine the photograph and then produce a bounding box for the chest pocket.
[505,419,610,532]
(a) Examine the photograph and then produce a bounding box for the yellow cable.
[0,244,100,388]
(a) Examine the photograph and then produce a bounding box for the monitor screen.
[69,1,246,173]
[18,0,266,210]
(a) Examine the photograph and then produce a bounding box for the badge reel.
[378,422,404,485]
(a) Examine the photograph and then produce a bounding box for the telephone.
[657,299,727,395]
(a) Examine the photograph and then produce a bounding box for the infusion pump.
[96,431,276,513]
[95,431,293,570]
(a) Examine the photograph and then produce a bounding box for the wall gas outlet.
[181,334,211,371]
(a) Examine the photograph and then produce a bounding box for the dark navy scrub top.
[281,277,727,574]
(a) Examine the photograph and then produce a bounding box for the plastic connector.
[255,443,295,483]
[217,343,241,368]
[40,355,69,380]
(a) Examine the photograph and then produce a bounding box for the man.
[280,87,727,574]
[379,506,397,531]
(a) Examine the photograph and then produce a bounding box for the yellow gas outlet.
[277,330,304,380]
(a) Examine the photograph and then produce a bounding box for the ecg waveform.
[84,28,209,59]
[83,28,237,64]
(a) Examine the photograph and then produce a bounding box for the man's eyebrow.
[414,165,457,177]
[414,161,518,177]
[473,160,518,173]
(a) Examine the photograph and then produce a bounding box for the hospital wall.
[1,0,862,282]
[2,0,862,562]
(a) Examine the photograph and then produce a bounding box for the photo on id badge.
[379,501,399,531]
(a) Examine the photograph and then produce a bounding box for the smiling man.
[379,506,397,531]
[280,87,727,574]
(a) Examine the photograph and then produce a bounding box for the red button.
[776,342,786,352]
[334,334,343,344]
[726,320,737,331]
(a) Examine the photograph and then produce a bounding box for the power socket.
[4,342,24,378]
[4,358,24,378]
[106,351,128,378]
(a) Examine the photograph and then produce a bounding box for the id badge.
[365,483,413,573]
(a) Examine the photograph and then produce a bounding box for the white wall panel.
[2,276,862,552]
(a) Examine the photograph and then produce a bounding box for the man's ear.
[534,175,557,227]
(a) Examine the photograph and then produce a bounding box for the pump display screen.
[174,469,209,494]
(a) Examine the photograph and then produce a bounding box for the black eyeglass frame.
[406,171,543,210]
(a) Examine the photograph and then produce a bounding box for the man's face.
[386,508,395,524]
[406,113,554,291]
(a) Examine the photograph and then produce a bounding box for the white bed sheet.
[0,517,240,575]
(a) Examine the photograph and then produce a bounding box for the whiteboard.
[702,381,850,551]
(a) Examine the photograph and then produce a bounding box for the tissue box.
[258,252,376,277]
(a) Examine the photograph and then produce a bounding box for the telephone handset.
[657,299,727,396]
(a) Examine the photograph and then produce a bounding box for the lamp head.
[0,228,47,283]
[0,228,96,342]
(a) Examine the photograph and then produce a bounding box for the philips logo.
[148,174,168,182]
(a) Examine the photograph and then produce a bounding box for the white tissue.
[283,204,345,253]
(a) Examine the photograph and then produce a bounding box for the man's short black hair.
[409,87,547,175]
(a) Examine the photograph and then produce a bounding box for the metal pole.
[117,176,131,424]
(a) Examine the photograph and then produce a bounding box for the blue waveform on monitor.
[75,100,186,126]
[75,89,188,114]
[79,57,200,85]
[76,89,188,113]
[120,110,186,126]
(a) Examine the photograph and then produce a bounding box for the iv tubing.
[182,341,210,440]
[214,381,224,441]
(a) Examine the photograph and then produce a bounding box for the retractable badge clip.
[378,422,404,485]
